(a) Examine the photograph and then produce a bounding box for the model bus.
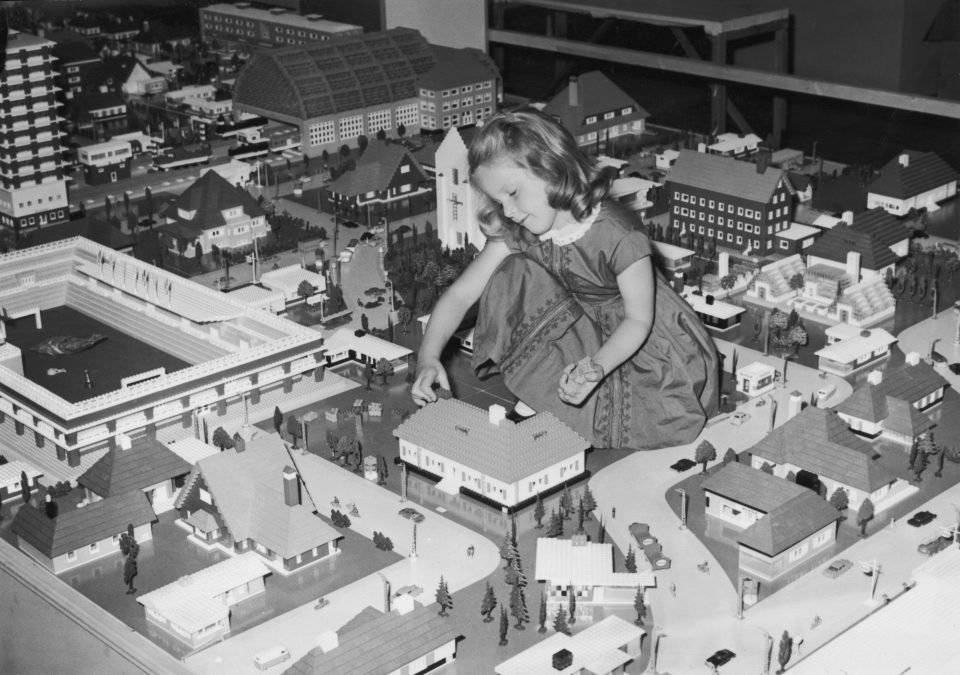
[152,146,213,172]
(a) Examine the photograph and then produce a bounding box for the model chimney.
[845,251,861,280]
[282,465,300,507]
[317,630,339,653]
[899,152,910,168]
[571,532,588,546]
[395,593,415,615]
[117,433,132,450]
[489,404,506,426]
[718,251,730,278]
[841,210,854,225]
[756,153,770,174]
[905,351,921,366]
[866,369,883,385]
[568,75,579,107]
[788,390,803,418]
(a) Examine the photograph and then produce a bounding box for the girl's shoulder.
[588,201,651,245]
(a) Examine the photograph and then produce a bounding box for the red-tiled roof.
[12,491,156,559]
[869,151,958,200]
[804,224,900,270]
[667,149,785,204]
[702,461,808,513]
[77,436,191,499]
[748,407,896,493]
[738,490,840,557]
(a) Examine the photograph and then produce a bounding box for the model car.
[918,535,953,555]
[755,398,767,407]
[907,510,937,527]
[706,649,736,668]
[398,507,425,523]
[823,558,852,578]
[731,411,750,425]
[949,363,960,375]
[670,458,696,472]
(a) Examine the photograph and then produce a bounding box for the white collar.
[538,206,601,245]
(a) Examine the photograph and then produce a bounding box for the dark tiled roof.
[71,89,126,112]
[748,407,896,492]
[738,491,840,557]
[168,169,266,235]
[869,150,958,200]
[77,437,191,498]
[876,359,948,405]
[851,208,912,248]
[542,70,649,138]
[701,461,808,513]
[12,491,156,559]
[235,28,435,120]
[394,399,590,484]
[23,219,135,251]
[667,149,785,204]
[884,397,936,438]
[329,142,428,196]
[803,224,900,270]
[419,45,499,90]
[834,384,889,422]
[52,40,100,64]
[286,603,460,675]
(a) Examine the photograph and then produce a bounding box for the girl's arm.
[411,239,511,405]
[559,256,654,405]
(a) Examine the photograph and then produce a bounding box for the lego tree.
[576,497,585,533]
[723,447,738,464]
[694,439,717,473]
[912,447,928,482]
[500,533,517,570]
[857,498,875,537]
[625,545,637,573]
[286,415,302,448]
[480,582,498,623]
[545,509,564,538]
[509,581,528,630]
[581,485,597,519]
[498,606,509,646]
[533,493,545,528]
[119,524,139,595]
[435,576,452,617]
[829,488,849,514]
[505,551,527,589]
[567,585,576,625]
[273,406,283,435]
[559,485,573,519]
[538,592,547,633]
[552,606,570,635]
[375,357,394,385]
[777,630,793,673]
[634,586,647,625]
[211,426,234,452]
[20,470,30,504]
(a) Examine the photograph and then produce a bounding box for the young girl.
[411,108,719,450]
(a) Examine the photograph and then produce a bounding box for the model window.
[699,197,705,206]
[708,228,713,237]
[620,106,632,115]
[585,115,597,124]
[736,235,742,244]
[89,542,99,553]
[673,206,679,214]
[604,111,615,120]
[67,551,77,562]
[718,217,724,226]
[708,215,714,223]
[737,206,744,216]
[780,240,790,249]
[700,212,705,220]
[708,200,714,209]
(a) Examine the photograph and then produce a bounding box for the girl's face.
[473,157,570,236]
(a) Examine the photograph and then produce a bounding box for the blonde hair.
[468,107,611,239]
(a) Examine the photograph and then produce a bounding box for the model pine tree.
[505,551,527,589]
[119,524,139,595]
[500,533,517,570]
[538,592,547,633]
[545,509,564,538]
[435,575,452,617]
[829,487,849,513]
[498,606,509,646]
[509,582,529,629]
[634,586,647,625]
[625,545,637,573]
[576,497,585,533]
[857,498,875,537]
[567,585,576,624]
[211,426,234,452]
[533,493,545,528]
[777,630,793,673]
[559,485,572,519]
[480,582,497,623]
[553,606,570,635]
[581,485,597,519]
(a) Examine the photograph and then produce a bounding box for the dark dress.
[472,200,719,450]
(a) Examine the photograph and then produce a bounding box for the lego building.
[0,31,71,235]
[867,150,958,217]
[199,3,362,52]
[393,399,589,510]
[435,126,485,252]
[666,149,793,256]
[77,139,133,186]
[233,28,500,158]
[542,72,649,151]
[0,237,328,483]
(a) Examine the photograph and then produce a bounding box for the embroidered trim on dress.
[538,206,601,246]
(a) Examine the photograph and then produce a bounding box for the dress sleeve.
[608,227,652,276]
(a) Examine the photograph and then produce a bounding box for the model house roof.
[667,149,785,203]
[137,553,270,634]
[164,169,265,237]
[71,89,126,113]
[884,397,937,438]
[175,444,341,560]
[542,70,649,137]
[285,602,460,675]
[869,150,957,199]
[324,327,412,361]
[850,208,912,248]
[328,142,428,197]
[496,615,643,675]
[418,44,499,90]
[804,224,899,270]
[748,407,897,493]
[77,436,191,498]
[535,537,655,588]
[834,384,890,422]
[235,28,440,121]
[738,490,840,557]
[52,39,100,65]
[394,399,590,484]
[12,490,156,559]
[702,461,809,513]
[875,358,948,405]
[815,328,897,364]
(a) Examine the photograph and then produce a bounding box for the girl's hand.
[411,358,450,406]
[558,357,605,406]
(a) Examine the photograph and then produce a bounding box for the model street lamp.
[652,632,667,675]
[760,629,773,675]
[860,559,881,604]
[300,411,318,454]
[675,488,687,529]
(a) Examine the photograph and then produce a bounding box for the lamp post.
[860,559,881,604]
[652,632,666,675]
[300,411,318,454]
[760,629,773,675]
[675,487,687,529]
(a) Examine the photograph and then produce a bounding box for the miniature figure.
[412,108,718,450]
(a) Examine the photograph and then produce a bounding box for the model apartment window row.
[583,106,635,126]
